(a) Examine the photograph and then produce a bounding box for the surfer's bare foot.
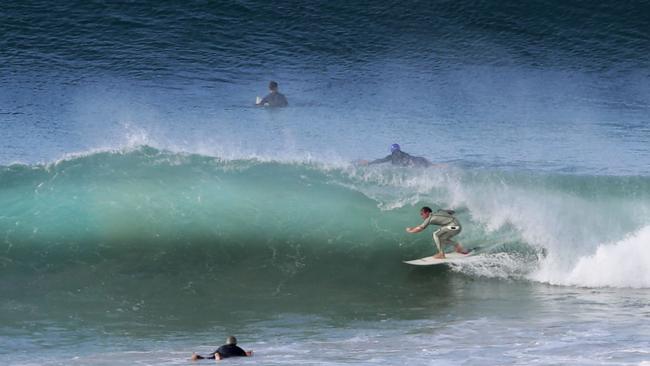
[433,253,445,259]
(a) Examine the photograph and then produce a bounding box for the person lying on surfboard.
[191,336,253,361]
[357,144,436,168]
[406,206,468,259]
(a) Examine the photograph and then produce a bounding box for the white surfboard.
[403,252,474,266]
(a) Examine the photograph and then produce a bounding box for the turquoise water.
[2,0,650,364]
[3,148,650,290]
[2,149,650,364]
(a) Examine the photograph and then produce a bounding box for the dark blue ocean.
[2,1,650,365]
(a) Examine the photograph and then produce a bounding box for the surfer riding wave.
[406,206,468,259]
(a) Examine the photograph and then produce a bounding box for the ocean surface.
[2,1,650,365]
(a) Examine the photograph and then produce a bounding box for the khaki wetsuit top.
[418,209,460,229]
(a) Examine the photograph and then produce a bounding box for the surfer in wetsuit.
[256,80,288,107]
[364,144,433,167]
[191,336,253,361]
[406,206,468,259]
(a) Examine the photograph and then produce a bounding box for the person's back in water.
[367,144,432,167]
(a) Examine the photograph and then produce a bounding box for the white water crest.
[532,225,650,288]
[349,167,650,289]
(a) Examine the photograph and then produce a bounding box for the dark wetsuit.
[368,150,431,167]
[214,344,247,358]
[259,91,288,107]
[196,344,248,360]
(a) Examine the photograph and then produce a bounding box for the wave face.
[2,147,649,302]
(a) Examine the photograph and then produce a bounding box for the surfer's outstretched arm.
[406,226,424,233]
[368,155,391,165]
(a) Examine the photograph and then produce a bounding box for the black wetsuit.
[368,150,431,167]
[196,344,247,359]
[215,344,247,358]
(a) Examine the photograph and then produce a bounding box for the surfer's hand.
[406,226,422,233]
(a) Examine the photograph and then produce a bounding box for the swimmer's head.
[390,143,401,153]
[226,336,237,345]
[269,81,279,91]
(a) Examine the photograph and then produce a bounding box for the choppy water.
[2,1,650,365]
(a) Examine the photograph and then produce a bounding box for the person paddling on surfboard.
[406,206,468,259]
[190,336,253,361]
[361,144,433,168]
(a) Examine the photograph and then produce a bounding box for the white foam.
[532,225,650,288]
[448,252,537,279]
[343,167,650,289]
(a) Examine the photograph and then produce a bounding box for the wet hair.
[226,336,237,345]
[420,206,432,214]
[269,81,279,90]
